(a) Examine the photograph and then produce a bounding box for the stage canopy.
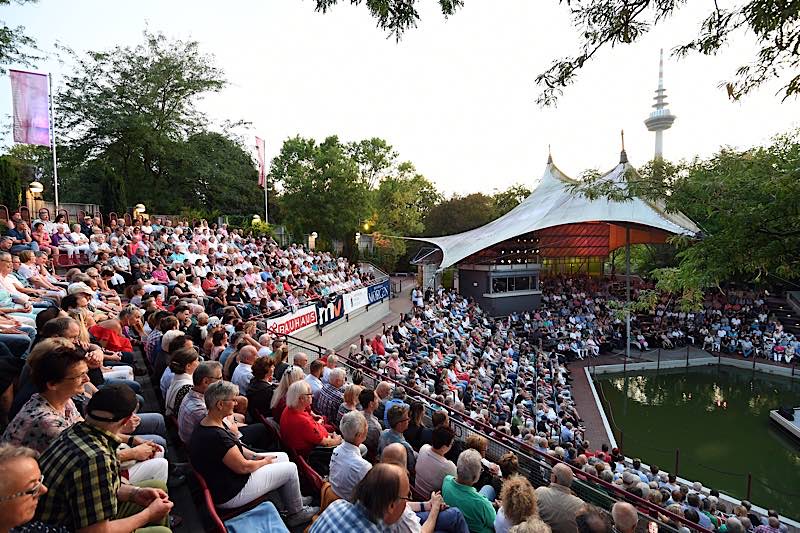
[411,151,700,270]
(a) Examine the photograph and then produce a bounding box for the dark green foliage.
[0,156,22,208]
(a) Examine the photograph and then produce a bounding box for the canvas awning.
[411,153,700,269]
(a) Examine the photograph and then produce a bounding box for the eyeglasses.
[65,371,89,381]
[0,475,44,501]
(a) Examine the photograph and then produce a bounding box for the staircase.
[767,295,800,337]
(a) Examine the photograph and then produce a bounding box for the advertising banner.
[266,305,317,335]
[10,70,50,146]
[316,294,345,328]
[367,279,391,304]
[343,287,369,314]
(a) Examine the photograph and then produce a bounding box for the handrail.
[279,330,712,533]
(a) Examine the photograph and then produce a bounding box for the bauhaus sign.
[266,305,317,335]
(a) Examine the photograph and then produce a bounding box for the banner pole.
[263,174,269,224]
[48,73,60,211]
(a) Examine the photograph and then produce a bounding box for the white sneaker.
[285,505,319,528]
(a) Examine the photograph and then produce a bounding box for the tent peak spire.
[619,130,629,164]
[547,144,553,164]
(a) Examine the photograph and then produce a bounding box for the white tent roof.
[412,155,700,269]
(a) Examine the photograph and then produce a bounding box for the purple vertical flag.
[10,69,51,146]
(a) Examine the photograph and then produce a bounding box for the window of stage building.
[490,274,538,294]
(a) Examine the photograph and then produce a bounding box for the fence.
[277,332,710,533]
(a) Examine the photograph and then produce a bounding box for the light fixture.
[311,232,318,239]
[134,203,146,212]
[29,181,44,194]
[252,214,261,222]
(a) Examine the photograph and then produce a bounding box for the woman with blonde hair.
[270,366,306,420]
[495,476,539,533]
[335,383,363,426]
[67,308,134,383]
[509,519,551,533]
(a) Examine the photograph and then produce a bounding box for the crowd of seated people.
[0,210,793,532]
[0,213,387,531]
[321,282,790,533]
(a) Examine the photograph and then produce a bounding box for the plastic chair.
[190,465,269,531]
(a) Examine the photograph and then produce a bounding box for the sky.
[3,0,799,196]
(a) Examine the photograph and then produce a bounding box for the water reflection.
[598,367,800,520]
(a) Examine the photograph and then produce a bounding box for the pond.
[596,366,800,520]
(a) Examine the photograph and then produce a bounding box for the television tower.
[644,49,676,159]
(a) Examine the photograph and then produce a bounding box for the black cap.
[86,384,137,422]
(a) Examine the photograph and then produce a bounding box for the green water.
[596,367,800,520]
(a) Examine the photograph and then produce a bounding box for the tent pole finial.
[547,144,552,164]
[620,130,629,164]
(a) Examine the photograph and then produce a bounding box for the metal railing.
[278,331,711,533]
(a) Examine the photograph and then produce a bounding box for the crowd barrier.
[277,331,710,533]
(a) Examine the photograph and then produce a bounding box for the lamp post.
[27,181,44,214]
[309,231,318,250]
[133,203,146,221]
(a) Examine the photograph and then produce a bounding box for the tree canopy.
[269,135,372,253]
[43,32,262,215]
[0,0,38,72]
[312,0,800,105]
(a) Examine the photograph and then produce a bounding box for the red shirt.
[279,407,326,456]
[371,338,386,356]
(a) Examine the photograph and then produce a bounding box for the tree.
[90,159,127,215]
[369,162,442,271]
[0,156,22,208]
[0,0,39,72]
[312,0,800,104]
[164,132,264,215]
[423,192,495,237]
[374,161,441,237]
[55,31,226,210]
[346,137,398,189]
[492,183,531,217]
[270,135,372,253]
[5,144,53,200]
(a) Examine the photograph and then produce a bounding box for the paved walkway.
[335,276,414,352]
[568,355,626,449]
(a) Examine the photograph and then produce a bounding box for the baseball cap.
[86,384,137,422]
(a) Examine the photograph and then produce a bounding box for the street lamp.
[29,181,44,194]
[252,214,261,223]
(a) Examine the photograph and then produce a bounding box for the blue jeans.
[10,242,39,253]
[105,377,142,394]
[0,326,35,358]
[134,412,167,449]
[479,485,496,501]
[415,507,470,533]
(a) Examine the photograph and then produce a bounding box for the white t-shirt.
[414,445,456,499]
